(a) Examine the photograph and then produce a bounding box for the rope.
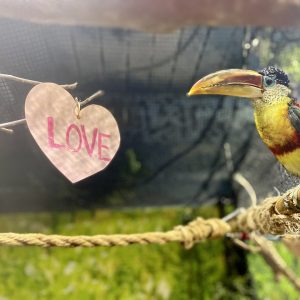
[0,186,300,248]
[0,218,230,248]
[231,193,300,235]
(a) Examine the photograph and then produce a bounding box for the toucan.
[188,66,300,177]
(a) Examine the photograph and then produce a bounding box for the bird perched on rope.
[187,66,300,178]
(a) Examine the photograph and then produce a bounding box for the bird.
[187,66,300,178]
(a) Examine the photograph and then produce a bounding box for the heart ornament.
[25,83,120,183]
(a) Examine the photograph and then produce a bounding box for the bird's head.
[187,66,291,105]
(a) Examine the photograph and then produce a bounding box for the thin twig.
[0,73,77,90]
[223,142,257,206]
[0,118,26,134]
[0,90,105,133]
[232,238,260,253]
[0,118,26,128]
[0,73,77,134]
[79,90,104,106]
[234,172,257,206]
[0,128,13,134]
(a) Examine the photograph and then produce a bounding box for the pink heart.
[25,83,120,183]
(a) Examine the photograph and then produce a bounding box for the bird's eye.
[263,75,276,88]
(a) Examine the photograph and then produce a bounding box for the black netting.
[0,18,298,211]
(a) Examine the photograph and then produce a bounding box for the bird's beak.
[187,69,264,99]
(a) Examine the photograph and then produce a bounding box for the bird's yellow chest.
[254,99,300,177]
[276,149,300,177]
[254,101,294,148]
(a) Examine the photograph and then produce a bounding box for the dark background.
[0,19,299,211]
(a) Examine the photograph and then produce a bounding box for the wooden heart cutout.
[25,83,120,183]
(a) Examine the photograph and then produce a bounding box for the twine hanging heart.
[25,83,120,183]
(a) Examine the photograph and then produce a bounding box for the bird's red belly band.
[269,133,300,155]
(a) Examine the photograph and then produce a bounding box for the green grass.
[0,207,297,299]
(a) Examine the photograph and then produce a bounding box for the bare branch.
[0,74,78,132]
[0,118,26,128]
[0,118,26,134]
[79,90,104,106]
[0,89,104,134]
[232,238,260,253]
[0,73,77,90]
[0,127,13,134]
[234,172,257,206]
[223,142,257,206]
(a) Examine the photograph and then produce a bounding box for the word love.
[47,117,111,161]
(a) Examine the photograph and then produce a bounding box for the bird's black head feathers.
[258,66,290,87]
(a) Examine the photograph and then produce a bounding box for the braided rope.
[0,218,230,248]
[233,195,300,235]
[0,186,300,248]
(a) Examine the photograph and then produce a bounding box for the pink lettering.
[47,117,112,159]
[81,125,98,157]
[66,124,82,152]
[47,117,64,149]
[98,133,111,161]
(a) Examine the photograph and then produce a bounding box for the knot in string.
[174,217,231,249]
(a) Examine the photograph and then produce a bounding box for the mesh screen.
[0,18,298,211]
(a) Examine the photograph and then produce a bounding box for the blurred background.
[0,0,300,299]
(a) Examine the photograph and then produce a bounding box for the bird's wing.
[288,99,300,133]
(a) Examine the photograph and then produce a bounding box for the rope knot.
[175,217,230,249]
